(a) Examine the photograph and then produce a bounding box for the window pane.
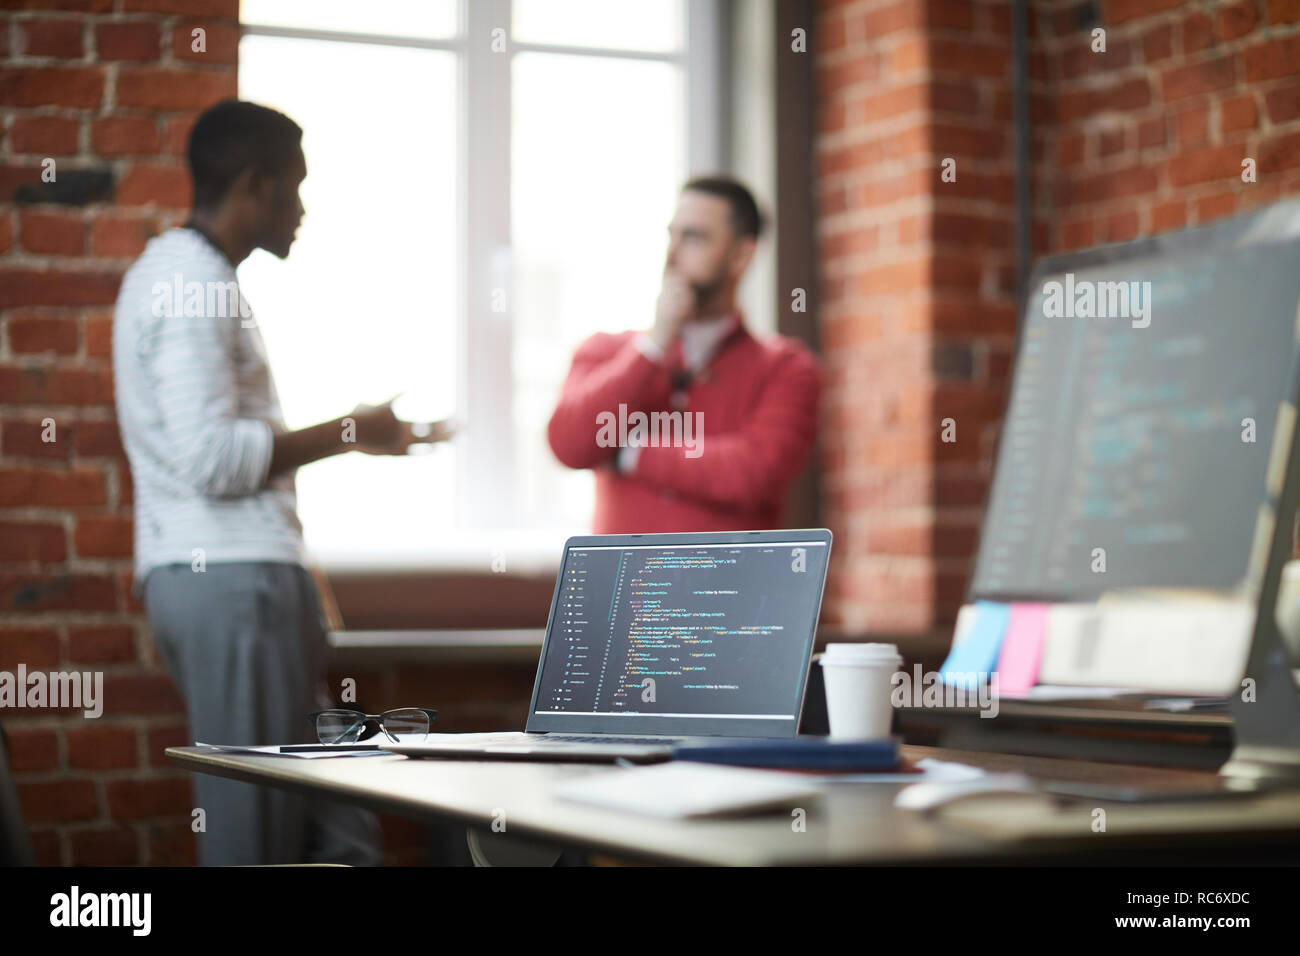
[513,0,682,52]
[512,52,685,528]
[241,0,458,39]
[237,35,459,559]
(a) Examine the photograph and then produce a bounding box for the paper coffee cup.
[819,643,902,740]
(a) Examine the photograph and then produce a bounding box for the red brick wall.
[815,0,1300,638]
[1,0,238,865]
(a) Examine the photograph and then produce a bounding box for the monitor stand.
[1221,616,1300,785]
[1221,410,1300,786]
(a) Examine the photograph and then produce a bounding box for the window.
[237,0,723,565]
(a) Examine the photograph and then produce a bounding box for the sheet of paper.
[194,742,388,759]
[995,603,1050,695]
[553,762,822,818]
[939,600,1010,690]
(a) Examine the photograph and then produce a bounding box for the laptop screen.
[526,532,831,738]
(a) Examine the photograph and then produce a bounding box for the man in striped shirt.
[113,100,447,865]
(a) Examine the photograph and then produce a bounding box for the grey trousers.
[144,562,382,866]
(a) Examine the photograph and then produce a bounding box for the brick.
[115,67,237,111]
[1167,145,1247,186]
[19,780,98,823]
[4,0,112,9]
[1063,39,1133,79]
[1264,81,1300,124]
[1181,12,1214,54]
[0,270,121,308]
[1223,93,1260,132]
[0,627,61,669]
[1161,57,1235,101]
[173,21,238,64]
[1259,130,1300,174]
[1076,164,1159,204]
[1061,217,1094,250]
[1151,199,1187,232]
[1269,0,1300,24]
[19,18,85,58]
[91,213,152,257]
[0,468,107,507]
[75,420,123,456]
[105,777,191,820]
[1,419,68,460]
[30,829,61,866]
[1196,192,1236,221]
[163,114,198,156]
[122,0,239,13]
[1102,0,1183,24]
[1176,106,1209,147]
[1059,78,1150,121]
[115,163,190,208]
[1058,131,1085,166]
[0,67,104,109]
[0,522,67,563]
[100,673,184,715]
[84,312,115,357]
[1218,0,1259,40]
[94,21,160,61]
[1137,117,1166,149]
[68,626,134,664]
[8,116,80,156]
[0,214,11,254]
[68,725,138,770]
[7,314,79,353]
[4,729,60,772]
[1243,35,1300,82]
[929,39,1006,79]
[1098,127,1127,157]
[91,116,160,156]
[930,80,980,114]
[862,0,924,37]
[71,828,138,866]
[75,516,133,558]
[0,573,117,613]
[18,210,84,256]
[0,366,114,406]
[1143,24,1173,63]
[147,723,189,766]
[147,821,196,866]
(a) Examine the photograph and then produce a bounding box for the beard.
[688,266,730,308]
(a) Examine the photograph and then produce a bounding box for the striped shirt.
[113,227,305,582]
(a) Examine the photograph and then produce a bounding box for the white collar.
[680,315,737,371]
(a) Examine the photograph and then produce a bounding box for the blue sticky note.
[939,601,1011,691]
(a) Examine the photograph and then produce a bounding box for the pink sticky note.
[995,603,1050,695]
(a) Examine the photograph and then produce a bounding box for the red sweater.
[547,322,821,533]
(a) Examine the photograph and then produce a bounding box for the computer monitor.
[964,199,1300,781]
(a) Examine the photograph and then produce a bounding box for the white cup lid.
[822,642,901,662]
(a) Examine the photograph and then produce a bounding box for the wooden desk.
[167,744,1300,866]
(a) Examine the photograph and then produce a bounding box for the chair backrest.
[0,722,36,866]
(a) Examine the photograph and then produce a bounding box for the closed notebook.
[672,737,900,770]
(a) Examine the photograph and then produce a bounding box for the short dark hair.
[188,100,303,209]
[682,176,763,239]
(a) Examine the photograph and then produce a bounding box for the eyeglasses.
[307,708,439,744]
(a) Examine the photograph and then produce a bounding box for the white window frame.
[241,0,727,544]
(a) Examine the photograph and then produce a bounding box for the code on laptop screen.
[534,541,829,719]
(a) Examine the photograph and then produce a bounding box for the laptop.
[384,528,832,761]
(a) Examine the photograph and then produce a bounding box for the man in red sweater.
[547,176,821,533]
